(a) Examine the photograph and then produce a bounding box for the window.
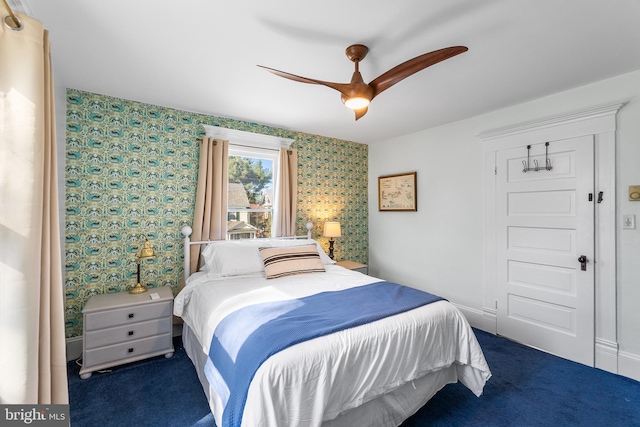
[227,145,279,239]
[202,124,293,240]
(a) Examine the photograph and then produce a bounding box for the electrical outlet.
[622,214,636,230]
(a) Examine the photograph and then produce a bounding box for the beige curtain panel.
[277,148,298,237]
[0,9,69,404]
[189,137,229,275]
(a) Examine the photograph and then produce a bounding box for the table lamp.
[323,221,341,260]
[129,237,156,294]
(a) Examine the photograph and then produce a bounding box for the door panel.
[507,295,575,333]
[507,261,575,294]
[496,136,595,365]
[506,150,576,182]
[508,227,575,253]
[508,190,576,216]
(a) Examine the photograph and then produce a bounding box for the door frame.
[479,103,624,373]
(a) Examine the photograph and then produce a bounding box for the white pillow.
[218,244,267,277]
[198,238,335,277]
[200,240,268,277]
[267,239,336,265]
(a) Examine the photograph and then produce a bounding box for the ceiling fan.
[258,44,468,120]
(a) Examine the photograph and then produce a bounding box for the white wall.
[369,69,640,376]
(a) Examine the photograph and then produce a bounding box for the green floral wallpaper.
[64,89,368,338]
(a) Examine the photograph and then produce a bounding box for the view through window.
[227,148,277,239]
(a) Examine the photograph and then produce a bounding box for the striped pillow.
[259,244,326,279]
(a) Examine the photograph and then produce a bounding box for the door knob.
[578,255,587,271]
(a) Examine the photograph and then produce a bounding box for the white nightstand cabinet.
[79,286,174,379]
[336,260,369,275]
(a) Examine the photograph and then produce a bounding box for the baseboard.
[482,307,497,335]
[618,350,640,382]
[595,337,618,374]
[451,302,486,332]
[65,324,184,363]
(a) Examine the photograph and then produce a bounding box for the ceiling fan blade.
[369,46,468,99]
[258,65,322,85]
[354,106,368,121]
[258,65,352,97]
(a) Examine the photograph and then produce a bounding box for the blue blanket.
[207,281,445,427]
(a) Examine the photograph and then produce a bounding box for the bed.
[174,226,491,427]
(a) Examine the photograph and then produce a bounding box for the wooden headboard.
[181,221,314,282]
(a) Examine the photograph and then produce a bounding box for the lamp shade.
[138,238,156,260]
[323,221,341,238]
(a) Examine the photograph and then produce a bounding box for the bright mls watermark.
[0,405,69,427]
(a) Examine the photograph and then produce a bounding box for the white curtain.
[0,9,68,403]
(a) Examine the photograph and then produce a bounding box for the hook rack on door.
[522,142,553,173]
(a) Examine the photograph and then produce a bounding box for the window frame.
[227,145,280,238]
[201,125,294,239]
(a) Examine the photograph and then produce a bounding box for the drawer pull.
[128,313,134,319]
[128,331,134,336]
[128,348,134,353]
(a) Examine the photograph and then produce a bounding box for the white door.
[496,136,595,366]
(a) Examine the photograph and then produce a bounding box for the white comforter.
[174,265,491,427]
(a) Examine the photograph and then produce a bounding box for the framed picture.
[378,172,417,212]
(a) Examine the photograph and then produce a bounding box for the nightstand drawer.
[84,317,172,350]
[84,333,172,367]
[84,300,171,331]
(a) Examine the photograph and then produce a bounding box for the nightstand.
[336,260,368,275]
[79,286,174,379]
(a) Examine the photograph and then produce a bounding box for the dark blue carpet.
[67,337,213,427]
[67,331,640,426]
[403,330,640,427]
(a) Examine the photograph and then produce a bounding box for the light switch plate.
[622,214,636,230]
[629,185,640,201]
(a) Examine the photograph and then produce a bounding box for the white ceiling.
[13,0,640,144]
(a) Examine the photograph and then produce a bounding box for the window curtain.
[189,137,229,275]
[276,148,298,236]
[0,10,68,404]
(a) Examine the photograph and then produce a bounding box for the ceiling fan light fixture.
[344,97,370,110]
[259,44,468,120]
